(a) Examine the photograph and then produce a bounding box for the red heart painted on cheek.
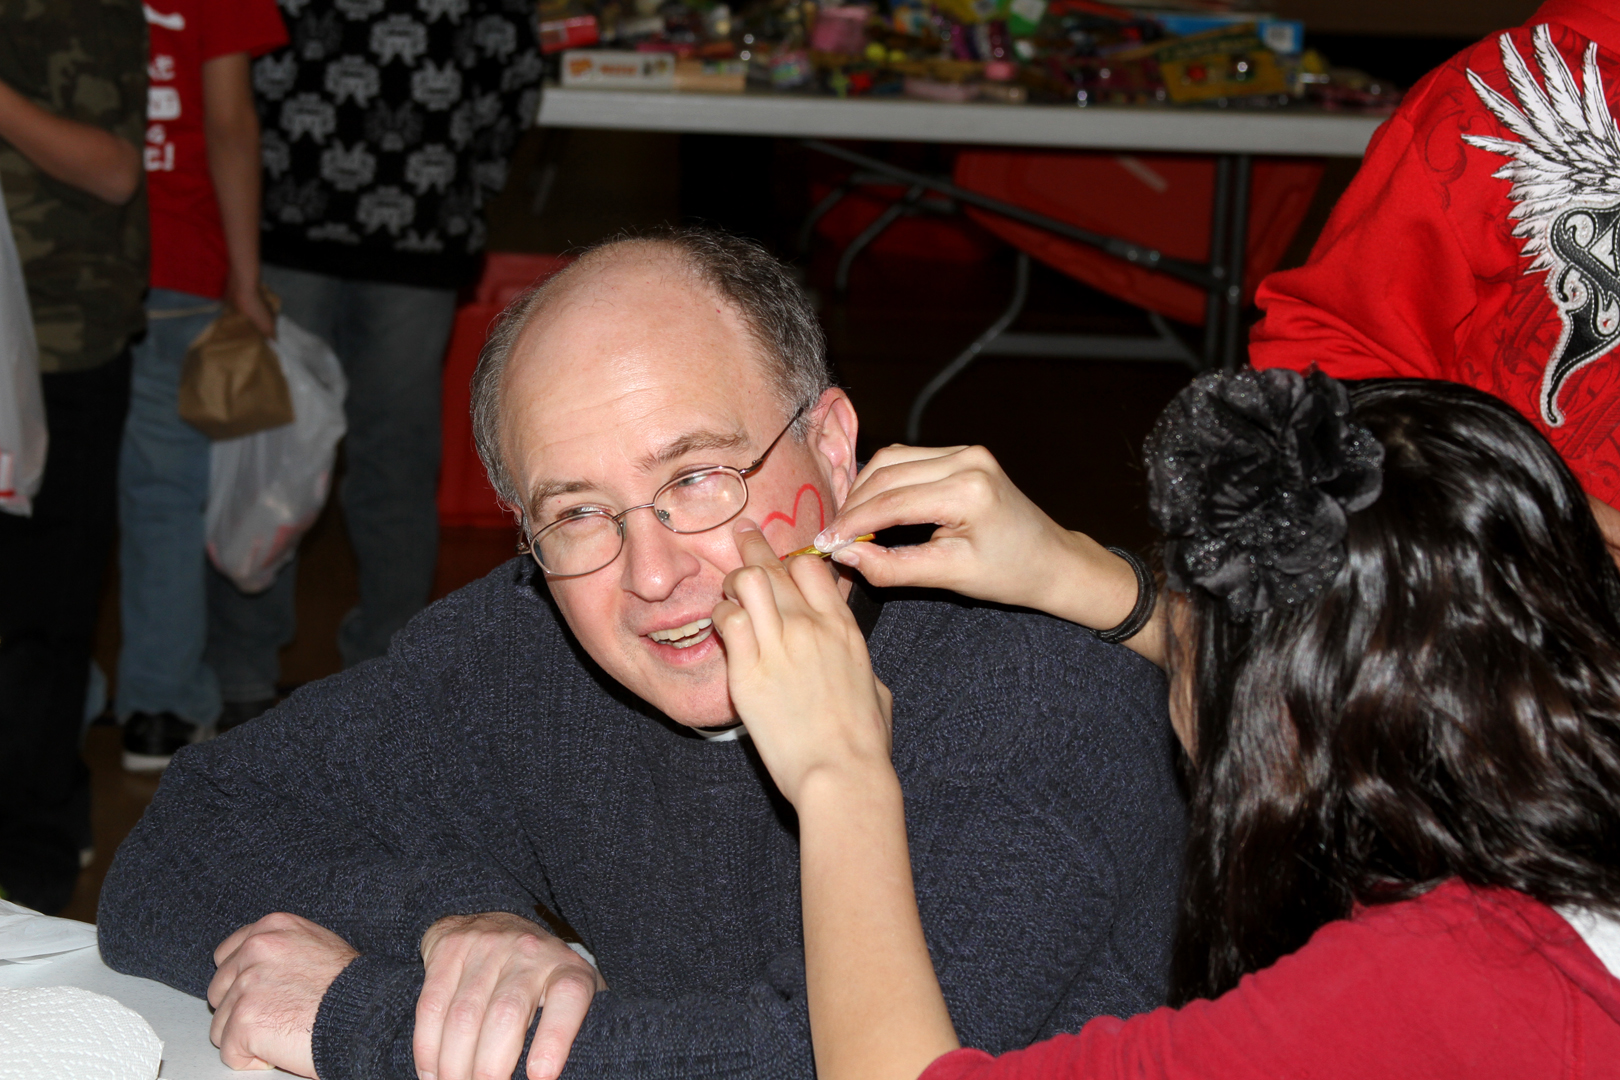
[760,484,826,534]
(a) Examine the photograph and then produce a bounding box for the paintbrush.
[784,534,876,559]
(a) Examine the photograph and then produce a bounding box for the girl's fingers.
[820,484,958,552]
[724,564,785,644]
[732,517,783,569]
[710,597,760,672]
[840,450,972,514]
[822,451,996,548]
[845,444,967,499]
[784,547,851,615]
[724,521,796,643]
[836,449,966,526]
[830,537,967,590]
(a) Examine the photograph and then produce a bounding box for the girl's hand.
[815,445,1144,640]
[711,520,894,806]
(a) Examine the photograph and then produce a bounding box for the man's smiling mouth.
[648,618,714,649]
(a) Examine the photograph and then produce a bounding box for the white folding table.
[0,933,280,1079]
[538,88,1384,153]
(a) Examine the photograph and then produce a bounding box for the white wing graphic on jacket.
[1465,23,1620,425]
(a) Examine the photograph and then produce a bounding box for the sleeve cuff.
[312,953,424,1080]
[344,876,541,959]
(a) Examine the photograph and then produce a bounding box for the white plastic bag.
[206,315,347,593]
[0,174,46,518]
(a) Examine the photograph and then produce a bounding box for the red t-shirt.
[922,881,1620,1080]
[1250,0,1620,507]
[144,0,286,299]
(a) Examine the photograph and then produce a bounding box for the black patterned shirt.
[253,0,541,289]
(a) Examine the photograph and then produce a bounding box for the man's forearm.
[0,77,140,204]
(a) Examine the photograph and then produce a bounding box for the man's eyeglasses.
[520,405,808,578]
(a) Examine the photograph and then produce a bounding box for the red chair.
[953,150,1324,325]
[892,147,1325,439]
[437,252,573,528]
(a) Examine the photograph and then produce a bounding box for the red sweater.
[920,881,1620,1080]
[1250,0,1620,507]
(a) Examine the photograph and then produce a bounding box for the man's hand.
[417,912,605,1080]
[208,912,359,1077]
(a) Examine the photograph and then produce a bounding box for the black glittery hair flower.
[1145,367,1384,618]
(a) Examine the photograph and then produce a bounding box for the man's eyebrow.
[526,478,598,520]
[524,428,750,521]
[636,428,751,472]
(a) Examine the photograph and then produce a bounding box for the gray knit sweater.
[98,560,1184,1080]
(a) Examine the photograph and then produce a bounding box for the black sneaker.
[122,711,205,773]
[216,697,276,735]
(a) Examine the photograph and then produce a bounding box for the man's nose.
[618,511,701,603]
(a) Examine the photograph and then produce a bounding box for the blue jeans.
[116,290,224,725]
[204,266,455,700]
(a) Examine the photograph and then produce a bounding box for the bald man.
[98,229,1184,1080]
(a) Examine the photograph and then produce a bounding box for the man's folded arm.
[97,661,548,999]
[312,947,820,1080]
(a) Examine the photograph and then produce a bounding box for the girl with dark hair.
[711,370,1620,1080]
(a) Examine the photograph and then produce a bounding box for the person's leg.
[204,265,341,704]
[116,291,223,732]
[330,279,454,666]
[0,350,131,912]
[204,564,296,706]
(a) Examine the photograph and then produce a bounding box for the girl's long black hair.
[1168,378,1620,1004]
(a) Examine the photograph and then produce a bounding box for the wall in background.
[1273,0,1540,38]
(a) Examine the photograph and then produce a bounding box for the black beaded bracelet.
[1094,546,1157,645]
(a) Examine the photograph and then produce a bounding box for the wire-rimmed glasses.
[520,405,807,577]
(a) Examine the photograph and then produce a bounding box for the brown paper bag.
[178,290,293,439]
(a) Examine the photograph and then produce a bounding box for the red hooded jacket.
[1250,1,1620,507]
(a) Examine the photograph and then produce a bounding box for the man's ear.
[812,388,859,506]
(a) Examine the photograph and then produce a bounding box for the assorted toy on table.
[540,0,1405,109]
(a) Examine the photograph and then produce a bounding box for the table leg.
[1221,153,1253,372]
[800,183,852,257]
[906,250,1032,442]
[837,183,926,294]
[1203,156,1233,370]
